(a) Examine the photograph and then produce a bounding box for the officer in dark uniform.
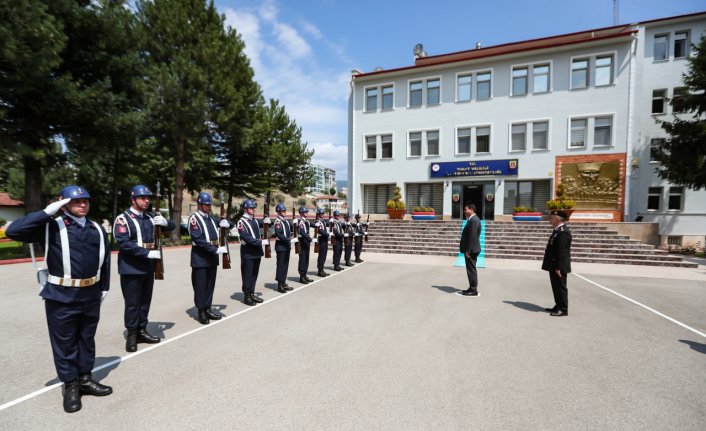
[273,203,294,293]
[542,210,572,317]
[188,192,232,324]
[342,213,354,267]
[353,213,366,263]
[6,186,112,413]
[314,208,330,277]
[330,210,345,271]
[296,206,314,284]
[237,199,265,306]
[114,185,176,351]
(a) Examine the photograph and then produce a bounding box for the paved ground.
[0,247,705,430]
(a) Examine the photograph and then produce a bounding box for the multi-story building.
[307,164,337,194]
[348,11,706,249]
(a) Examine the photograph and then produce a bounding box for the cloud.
[308,142,348,181]
[273,23,312,59]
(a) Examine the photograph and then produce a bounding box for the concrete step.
[486,252,698,268]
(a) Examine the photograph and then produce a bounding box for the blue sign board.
[430,159,518,178]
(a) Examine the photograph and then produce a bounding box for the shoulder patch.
[116,217,126,226]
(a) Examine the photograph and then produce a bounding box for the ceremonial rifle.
[263,208,272,259]
[154,181,165,280]
[292,206,300,254]
[314,214,320,254]
[364,214,370,242]
[219,192,231,269]
[329,208,336,246]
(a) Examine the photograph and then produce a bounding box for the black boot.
[197,309,210,324]
[283,282,293,291]
[317,269,328,277]
[137,329,160,344]
[355,258,363,263]
[334,266,344,271]
[305,275,314,282]
[251,293,263,303]
[277,282,287,293]
[204,308,222,320]
[126,329,138,352]
[79,373,113,397]
[62,380,82,413]
[345,261,354,266]
[243,293,256,306]
[299,275,310,284]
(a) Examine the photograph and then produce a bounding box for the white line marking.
[574,272,706,339]
[0,262,366,412]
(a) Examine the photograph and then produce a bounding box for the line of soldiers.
[5,184,369,414]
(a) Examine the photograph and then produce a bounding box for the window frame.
[426,129,441,157]
[650,138,664,163]
[569,56,590,90]
[408,80,423,108]
[475,69,493,101]
[380,133,394,160]
[668,186,684,211]
[509,122,527,153]
[672,87,688,114]
[593,115,614,148]
[647,186,662,211]
[407,76,442,108]
[531,119,551,151]
[673,30,689,59]
[568,117,588,149]
[455,72,473,103]
[380,83,395,111]
[455,126,472,156]
[475,126,491,154]
[594,53,615,87]
[652,88,667,115]
[407,128,441,158]
[511,66,529,97]
[455,123,492,156]
[363,135,378,160]
[364,86,378,113]
[426,77,442,106]
[654,33,669,62]
[532,63,551,94]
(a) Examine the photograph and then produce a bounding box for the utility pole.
[613,0,619,26]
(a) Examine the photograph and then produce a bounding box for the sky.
[215,0,705,180]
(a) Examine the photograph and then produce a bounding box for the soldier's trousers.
[332,241,343,266]
[45,298,100,382]
[549,270,568,311]
[354,237,363,259]
[191,266,218,310]
[317,238,328,270]
[298,245,310,275]
[241,257,261,293]
[276,249,290,282]
[120,274,154,330]
[344,240,353,263]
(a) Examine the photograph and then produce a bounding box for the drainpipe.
[624,32,637,222]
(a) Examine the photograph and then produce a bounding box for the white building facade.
[307,164,337,194]
[348,12,706,248]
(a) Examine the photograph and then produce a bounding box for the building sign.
[430,159,519,178]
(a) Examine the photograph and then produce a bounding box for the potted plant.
[386,187,406,219]
[411,206,436,220]
[512,206,543,221]
[546,183,576,219]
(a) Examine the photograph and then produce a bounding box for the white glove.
[261,239,269,246]
[147,250,161,259]
[216,246,228,254]
[219,219,230,228]
[101,291,108,303]
[152,215,168,226]
[44,198,72,216]
[263,217,272,225]
[290,238,298,244]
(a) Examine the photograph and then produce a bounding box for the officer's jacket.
[273,215,291,251]
[297,217,312,247]
[114,209,176,275]
[315,218,329,238]
[354,221,366,237]
[237,214,264,259]
[6,210,110,303]
[189,211,231,268]
[331,219,345,239]
[542,224,572,273]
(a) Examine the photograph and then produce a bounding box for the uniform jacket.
[189,211,232,268]
[6,210,110,303]
[238,214,264,259]
[459,214,481,254]
[542,224,572,273]
[298,217,313,247]
[274,215,292,252]
[114,208,176,275]
[315,218,330,238]
[331,219,345,240]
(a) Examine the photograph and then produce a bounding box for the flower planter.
[411,211,436,220]
[512,212,543,222]
[386,209,406,220]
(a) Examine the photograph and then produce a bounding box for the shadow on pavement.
[145,321,175,338]
[432,285,463,294]
[263,282,280,291]
[503,301,546,312]
[45,355,122,386]
[679,339,706,354]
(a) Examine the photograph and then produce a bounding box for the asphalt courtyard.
[0,246,705,430]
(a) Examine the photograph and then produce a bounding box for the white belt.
[48,274,100,288]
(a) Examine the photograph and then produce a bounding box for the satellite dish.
[413,43,426,58]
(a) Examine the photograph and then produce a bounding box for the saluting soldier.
[353,213,366,263]
[331,210,345,271]
[342,213,354,267]
[114,185,176,351]
[237,199,265,306]
[542,210,572,317]
[6,186,112,413]
[296,206,314,284]
[273,203,294,293]
[314,208,330,277]
[188,192,232,324]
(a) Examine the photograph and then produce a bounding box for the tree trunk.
[23,156,42,213]
[171,135,185,242]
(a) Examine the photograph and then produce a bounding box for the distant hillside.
[336,180,347,189]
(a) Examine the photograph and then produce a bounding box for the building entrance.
[452,181,495,220]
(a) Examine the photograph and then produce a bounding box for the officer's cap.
[550,210,569,220]
[59,185,91,201]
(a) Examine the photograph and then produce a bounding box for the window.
[427,79,440,105]
[594,116,612,147]
[650,138,664,162]
[409,132,422,157]
[571,58,589,89]
[427,130,439,156]
[381,86,393,110]
[667,236,683,246]
[457,128,471,154]
[652,89,667,114]
[532,121,549,150]
[512,67,528,95]
[476,127,490,153]
[570,119,586,148]
[511,124,526,151]
[503,180,551,213]
[406,183,444,215]
[654,34,668,61]
[595,55,613,86]
[672,87,687,113]
[674,31,689,59]
[409,81,423,107]
[477,72,491,100]
[668,186,683,210]
[457,74,472,102]
[381,134,393,159]
[647,187,662,210]
[365,88,377,112]
[533,64,549,93]
[365,136,376,159]
[364,184,396,214]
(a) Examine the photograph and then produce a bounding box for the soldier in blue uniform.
[188,192,232,324]
[238,199,265,306]
[113,185,176,351]
[342,213,355,267]
[330,210,345,271]
[296,206,314,284]
[6,186,112,413]
[314,208,330,277]
[273,203,294,293]
[353,213,366,263]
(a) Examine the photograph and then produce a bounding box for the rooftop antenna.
[613,0,619,25]
[413,43,427,59]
